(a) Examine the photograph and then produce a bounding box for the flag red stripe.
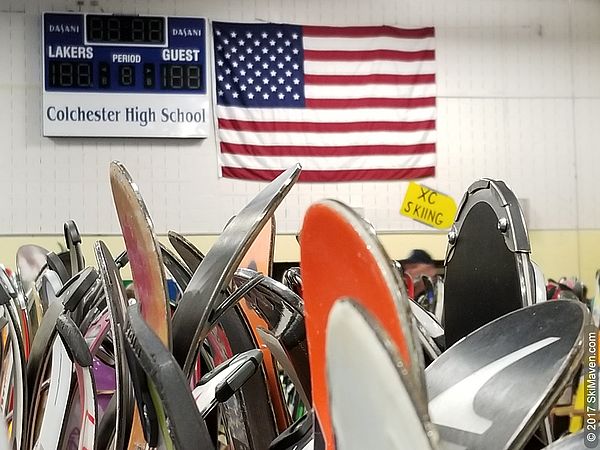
[218,118,435,133]
[221,142,435,156]
[222,166,436,182]
[303,25,435,39]
[305,73,435,85]
[305,97,436,108]
[304,49,434,62]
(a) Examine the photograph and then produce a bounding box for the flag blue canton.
[213,23,305,108]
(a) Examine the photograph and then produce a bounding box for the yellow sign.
[400,182,457,229]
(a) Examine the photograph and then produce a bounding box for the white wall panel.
[574,99,600,229]
[572,0,600,97]
[1,0,599,234]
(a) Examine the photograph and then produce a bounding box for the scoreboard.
[42,12,209,138]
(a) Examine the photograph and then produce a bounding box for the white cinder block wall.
[0,0,599,237]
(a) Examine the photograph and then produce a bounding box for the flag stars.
[216,27,306,106]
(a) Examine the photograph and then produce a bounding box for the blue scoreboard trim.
[43,12,207,94]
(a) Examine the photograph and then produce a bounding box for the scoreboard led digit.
[85,15,165,44]
[42,12,209,138]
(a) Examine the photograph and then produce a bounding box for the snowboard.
[124,301,213,450]
[94,241,135,450]
[172,164,300,376]
[300,199,426,450]
[168,230,205,273]
[233,267,311,410]
[427,300,588,450]
[15,244,48,342]
[0,277,27,448]
[237,217,290,430]
[444,178,537,347]
[543,430,584,449]
[110,160,172,448]
[326,300,436,450]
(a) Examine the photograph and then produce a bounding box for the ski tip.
[109,160,133,185]
[109,161,149,222]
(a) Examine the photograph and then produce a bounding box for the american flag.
[213,22,436,182]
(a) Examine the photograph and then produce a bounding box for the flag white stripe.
[305,83,436,99]
[219,129,436,146]
[220,152,436,171]
[304,60,435,76]
[216,105,437,123]
[304,36,435,52]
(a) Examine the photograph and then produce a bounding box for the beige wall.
[2,230,599,292]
